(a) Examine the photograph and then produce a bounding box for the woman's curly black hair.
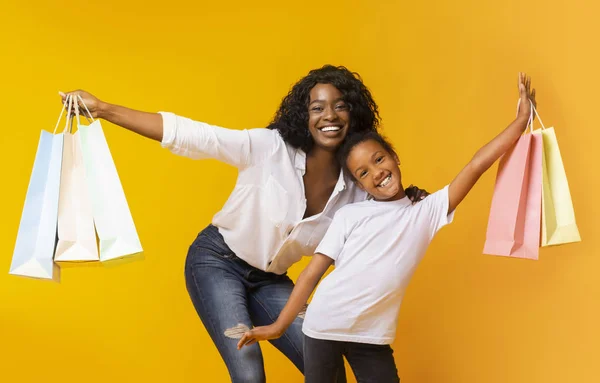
[268,65,381,153]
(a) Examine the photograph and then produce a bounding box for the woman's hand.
[59,90,105,118]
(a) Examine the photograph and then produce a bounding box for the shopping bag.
[483,102,543,260]
[77,96,143,261]
[534,108,581,246]
[9,101,71,280]
[54,100,99,262]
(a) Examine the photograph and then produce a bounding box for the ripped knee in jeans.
[224,323,251,339]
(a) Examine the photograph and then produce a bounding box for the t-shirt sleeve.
[314,209,349,261]
[421,185,455,237]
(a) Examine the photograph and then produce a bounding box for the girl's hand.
[237,324,283,350]
[517,72,537,122]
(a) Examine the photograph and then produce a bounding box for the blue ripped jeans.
[185,224,335,383]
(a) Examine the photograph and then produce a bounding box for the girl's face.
[346,139,405,201]
[307,83,351,152]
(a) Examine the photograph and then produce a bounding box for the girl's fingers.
[238,337,256,349]
[237,335,248,349]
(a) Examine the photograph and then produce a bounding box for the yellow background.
[1,1,598,382]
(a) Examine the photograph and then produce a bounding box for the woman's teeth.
[320,126,341,132]
[378,175,392,187]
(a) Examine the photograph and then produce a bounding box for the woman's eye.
[335,103,348,110]
[311,106,323,112]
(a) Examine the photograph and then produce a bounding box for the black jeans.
[304,335,400,383]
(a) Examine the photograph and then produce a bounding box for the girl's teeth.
[379,175,391,187]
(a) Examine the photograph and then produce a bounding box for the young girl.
[237,73,537,383]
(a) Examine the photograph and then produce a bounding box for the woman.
[61,65,426,382]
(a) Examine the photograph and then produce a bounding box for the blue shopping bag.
[9,100,72,280]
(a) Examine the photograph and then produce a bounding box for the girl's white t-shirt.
[302,186,454,345]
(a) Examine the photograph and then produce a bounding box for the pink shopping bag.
[483,105,543,260]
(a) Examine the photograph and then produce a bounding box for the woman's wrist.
[96,100,112,120]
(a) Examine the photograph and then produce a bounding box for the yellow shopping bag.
[534,109,581,246]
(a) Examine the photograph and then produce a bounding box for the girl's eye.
[360,171,368,178]
[376,156,384,163]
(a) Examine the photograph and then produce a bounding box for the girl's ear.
[393,152,400,165]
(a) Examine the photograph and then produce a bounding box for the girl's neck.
[390,185,407,201]
[374,183,407,202]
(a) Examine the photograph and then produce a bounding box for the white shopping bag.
[77,96,143,261]
[9,101,71,280]
[55,98,99,262]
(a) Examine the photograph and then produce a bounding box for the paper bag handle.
[53,94,73,134]
[532,104,546,130]
[76,95,95,123]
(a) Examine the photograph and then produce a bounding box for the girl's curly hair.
[268,65,381,153]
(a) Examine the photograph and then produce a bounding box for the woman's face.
[307,83,350,152]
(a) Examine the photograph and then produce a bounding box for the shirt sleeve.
[315,209,349,261]
[420,185,455,238]
[159,112,280,169]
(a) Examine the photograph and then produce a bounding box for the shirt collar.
[369,195,411,207]
[295,149,306,174]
